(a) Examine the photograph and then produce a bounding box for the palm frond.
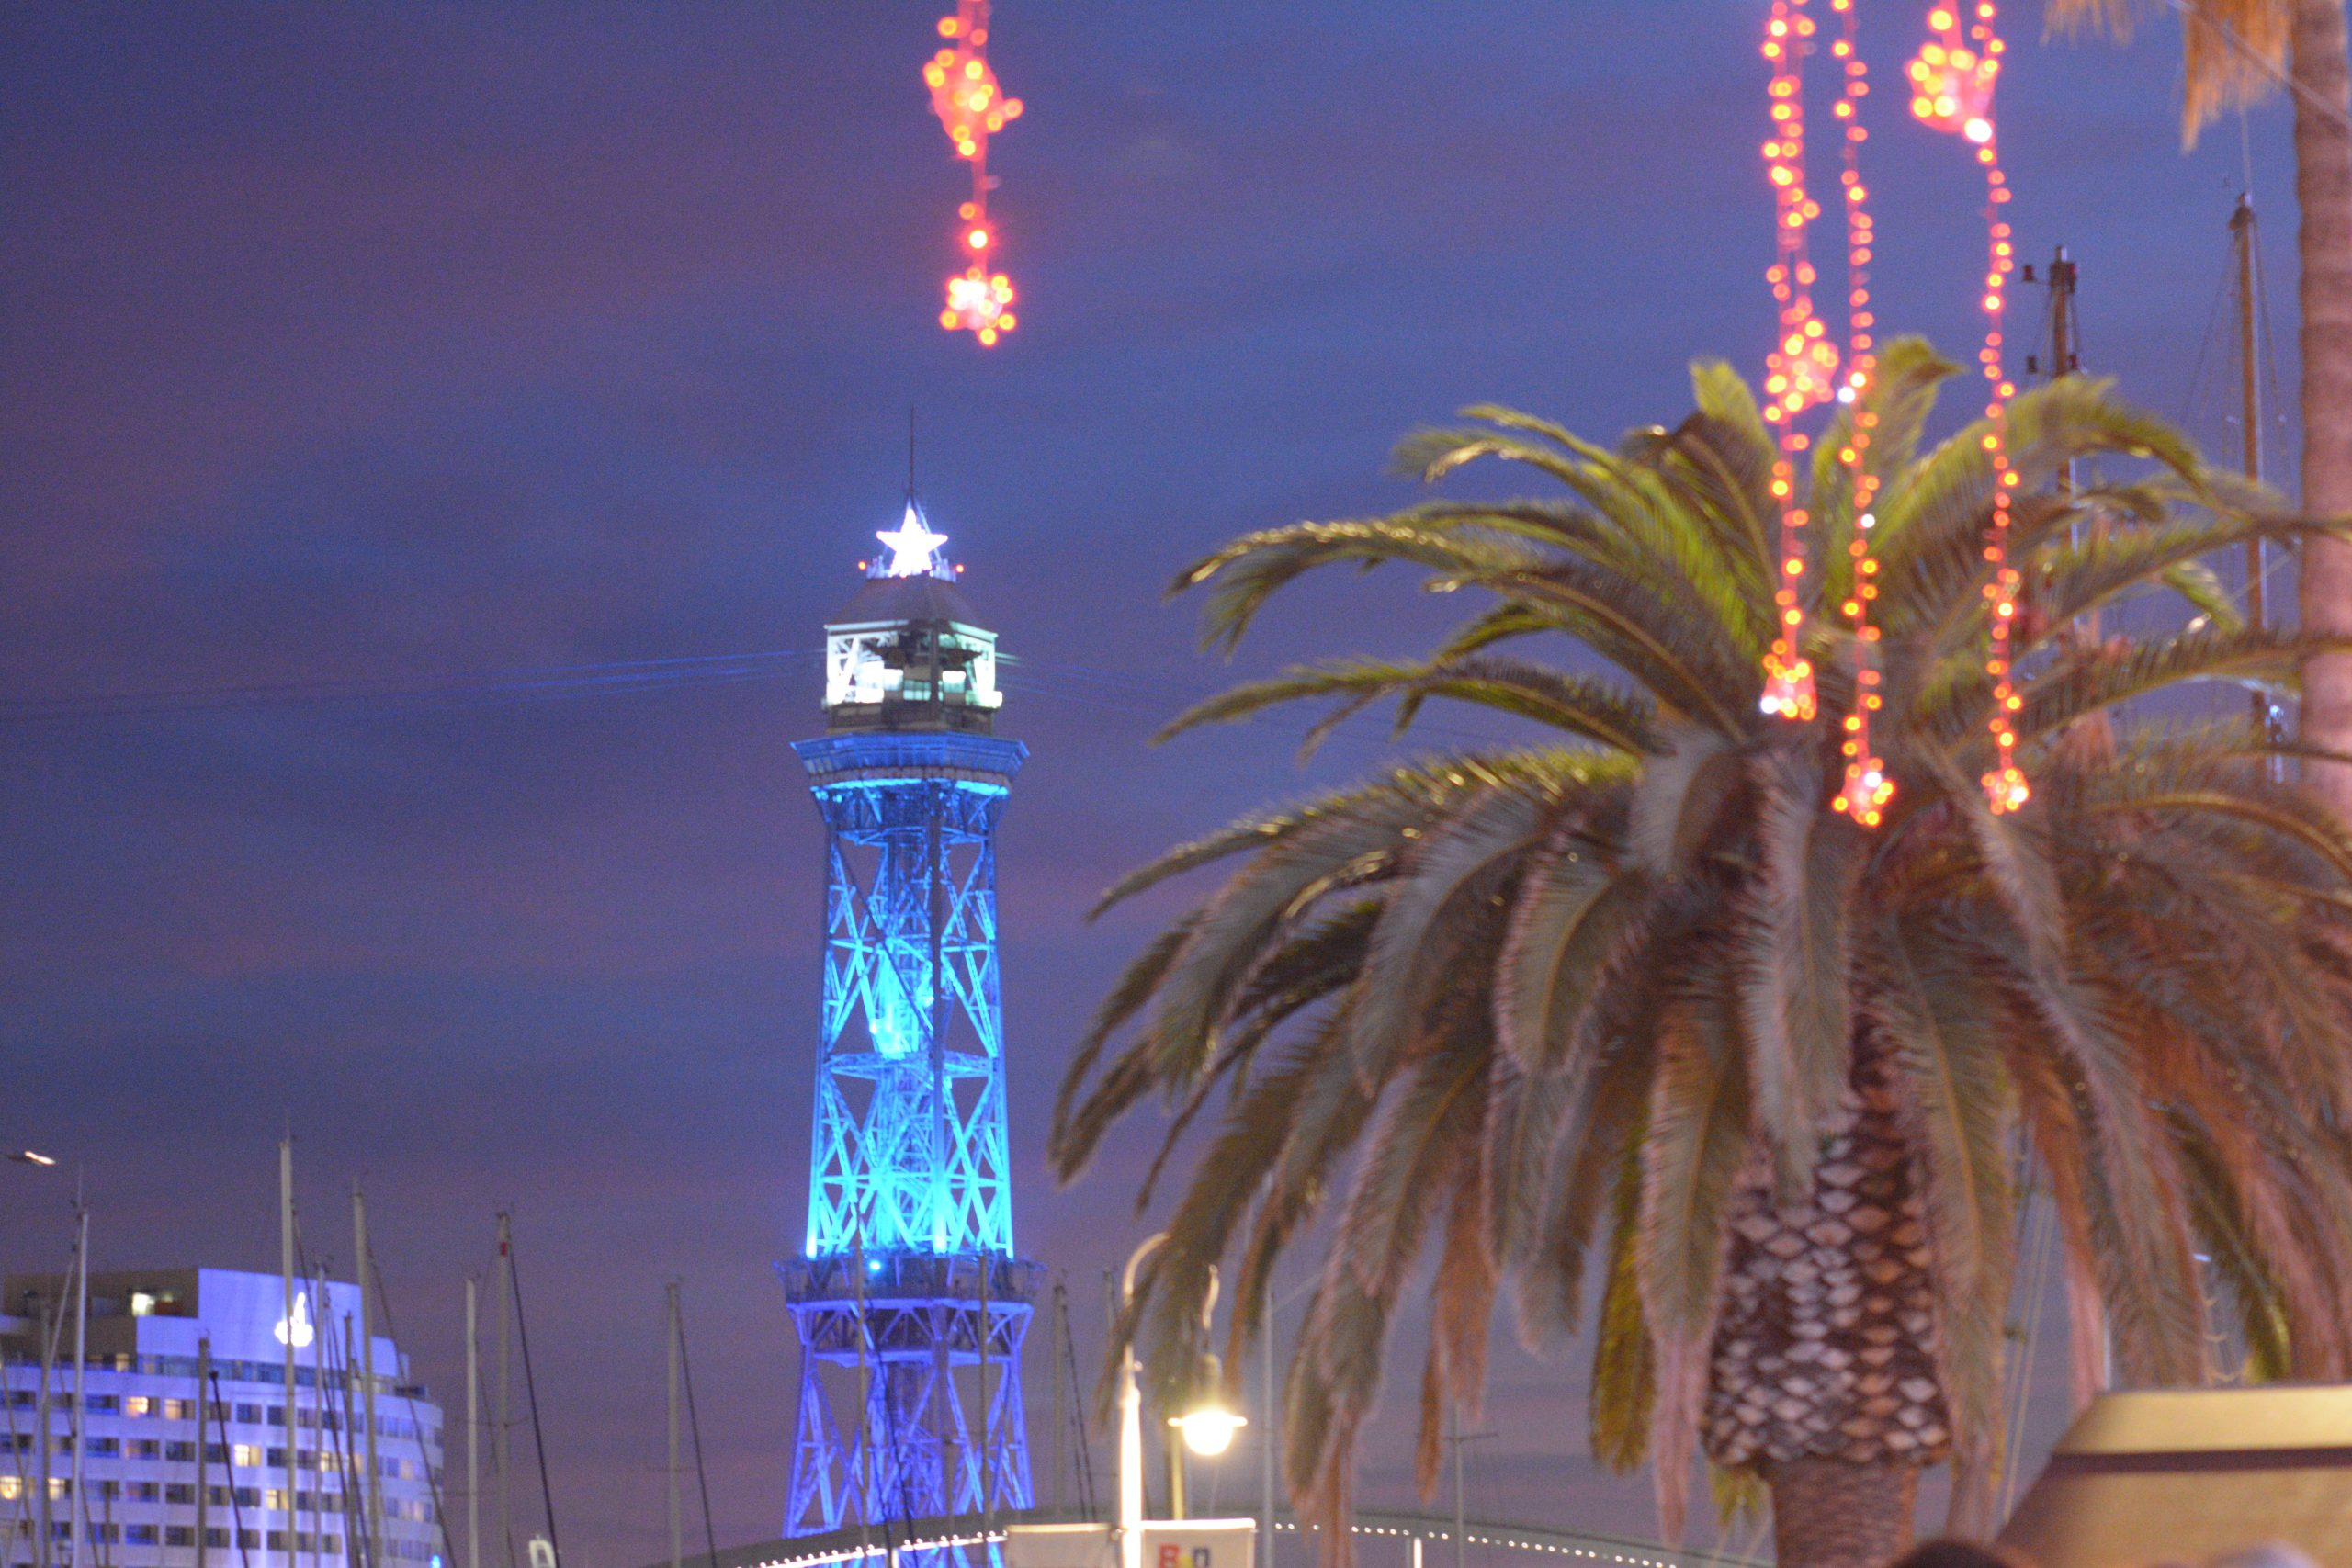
[1154,658,1657,756]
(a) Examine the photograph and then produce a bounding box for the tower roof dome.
[826,571,989,632]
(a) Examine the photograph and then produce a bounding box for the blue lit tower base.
[781,503,1036,1553]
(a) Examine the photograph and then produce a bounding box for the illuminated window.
[124,1396,152,1418]
[231,1445,261,1469]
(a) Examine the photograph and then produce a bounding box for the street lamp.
[9,1150,57,1167]
[1171,1376,1248,1457]
[1118,1235,1249,1568]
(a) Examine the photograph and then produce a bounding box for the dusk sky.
[0,3,2310,1562]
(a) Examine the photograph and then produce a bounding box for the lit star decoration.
[925,2,1023,346]
[876,506,950,578]
[1758,0,1834,725]
[1827,0,1892,827]
[1907,3,2027,812]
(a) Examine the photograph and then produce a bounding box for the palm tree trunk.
[2291,0,2352,816]
[1766,1458,1918,1568]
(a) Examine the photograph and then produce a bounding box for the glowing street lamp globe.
[1170,1401,1248,1458]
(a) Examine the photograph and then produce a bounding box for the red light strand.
[1907,3,2024,811]
[926,1,1023,345]
[1828,0,1891,827]
[1760,0,1833,724]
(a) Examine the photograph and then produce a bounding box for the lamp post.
[1116,1237,1159,1568]
[1117,1235,1249,1568]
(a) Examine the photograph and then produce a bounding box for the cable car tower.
[780,497,1036,1551]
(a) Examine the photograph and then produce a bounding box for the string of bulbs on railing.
[1758,0,2028,818]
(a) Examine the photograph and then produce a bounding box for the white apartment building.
[1,1269,444,1568]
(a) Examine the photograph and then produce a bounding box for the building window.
[162,1398,192,1421]
[234,1404,263,1426]
[231,1445,262,1468]
[164,1485,195,1506]
[237,1531,259,1551]
[164,1529,195,1548]
[207,1529,231,1550]
[123,1527,157,1547]
[123,1396,152,1418]
[85,1440,120,1459]
[163,1441,196,1462]
[126,1440,161,1460]
[85,1396,119,1415]
[125,1483,159,1503]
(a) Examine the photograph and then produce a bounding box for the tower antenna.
[909,405,918,502]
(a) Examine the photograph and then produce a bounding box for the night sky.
[0,3,2307,1562]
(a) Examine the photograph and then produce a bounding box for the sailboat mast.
[69,1208,87,1568]
[493,1216,511,1568]
[37,1292,52,1568]
[354,1186,381,1568]
[281,1142,298,1568]
[2234,195,2269,740]
[195,1337,211,1568]
[665,1285,681,1568]
[464,1278,480,1568]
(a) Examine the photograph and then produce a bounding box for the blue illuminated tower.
[780,500,1036,1544]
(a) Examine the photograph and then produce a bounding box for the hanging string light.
[1827,0,1892,827]
[1759,0,1838,724]
[1907,3,2025,812]
[925,1,1023,345]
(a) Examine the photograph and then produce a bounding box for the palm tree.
[1049,342,2352,1568]
[2042,0,2352,815]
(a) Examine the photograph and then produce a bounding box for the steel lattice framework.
[780,558,1036,1562]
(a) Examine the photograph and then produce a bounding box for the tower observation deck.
[780,501,1036,1550]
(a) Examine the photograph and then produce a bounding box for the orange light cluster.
[1911,3,2025,812]
[1905,6,1997,143]
[1826,0,1890,827]
[925,3,1023,345]
[1759,0,1830,725]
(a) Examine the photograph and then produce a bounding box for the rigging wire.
[2165,0,2352,135]
[0,651,821,728]
[0,645,1538,770]
[208,1370,258,1568]
[1055,1281,1098,1521]
[671,1297,721,1568]
[362,1253,458,1568]
[502,1234,562,1568]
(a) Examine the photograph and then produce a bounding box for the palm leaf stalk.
[1049,341,2352,1568]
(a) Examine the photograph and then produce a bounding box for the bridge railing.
[659,1506,1761,1568]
